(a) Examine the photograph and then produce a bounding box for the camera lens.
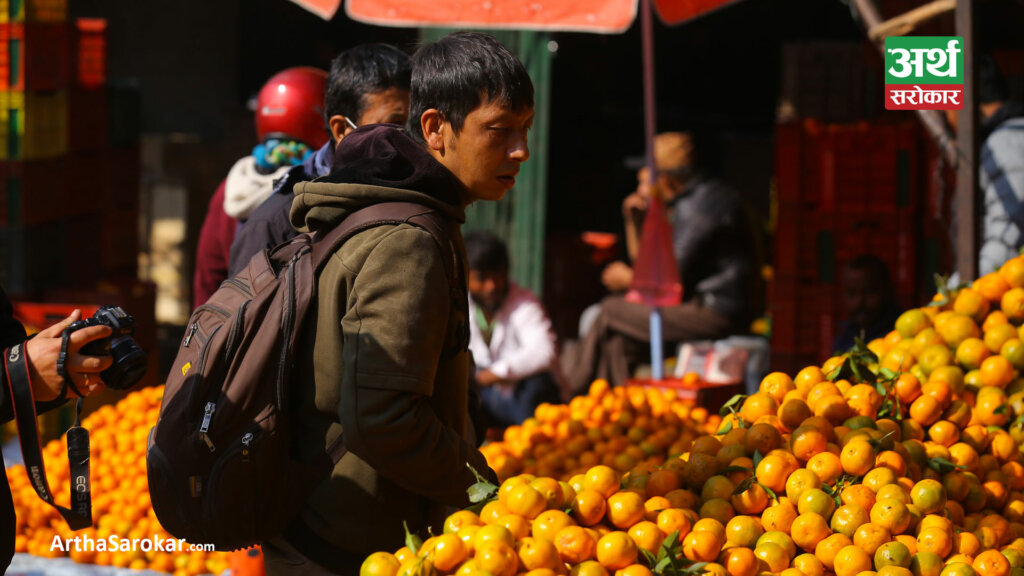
[102,336,148,390]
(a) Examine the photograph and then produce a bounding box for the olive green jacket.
[283,135,492,569]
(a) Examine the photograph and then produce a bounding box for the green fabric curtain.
[420,29,551,296]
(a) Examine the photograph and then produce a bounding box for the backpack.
[146,202,456,551]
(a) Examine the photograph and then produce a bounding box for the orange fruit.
[973,549,1011,576]
[753,542,789,573]
[655,508,692,541]
[573,490,609,527]
[681,530,721,563]
[790,513,832,552]
[361,552,402,576]
[517,537,561,572]
[606,492,644,530]
[725,515,764,548]
[814,533,853,570]
[533,510,576,542]
[841,440,875,476]
[740,393,779,425]
[626,521,664,555]
[584,466,622,499]
[475,541,519,576]
[595,531,638,571]
[553,526,597,565]
[853,522,892,556]
[723,546,760,576]
[833,544,872,576]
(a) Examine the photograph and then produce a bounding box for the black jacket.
[228,142,336,276]
[1,285,29,572]
[669,177,755,329]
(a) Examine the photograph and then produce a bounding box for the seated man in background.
[466,230,563,428]
[833,254,901,353]
[568,131,755,393]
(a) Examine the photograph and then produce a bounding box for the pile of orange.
[360,255,1024,576]
[6,385,232,575]
[480,380,723,482]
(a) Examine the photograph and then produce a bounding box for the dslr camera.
[67,305,148,390]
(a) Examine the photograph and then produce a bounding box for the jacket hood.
[291,124,466,233]
[223,156,291,220]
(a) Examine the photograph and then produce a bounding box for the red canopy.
[287,0,741,30]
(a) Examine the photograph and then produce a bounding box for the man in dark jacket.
[260,32,533,575]
[1,287,112,572]
[569,132,755,392]
[228,44,411,276]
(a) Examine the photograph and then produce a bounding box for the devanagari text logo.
[885,36,964,111]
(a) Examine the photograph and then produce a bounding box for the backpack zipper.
[224,277,253,298]
[199,402,216,452]
[183,322,199,347]
[240,432,253,462]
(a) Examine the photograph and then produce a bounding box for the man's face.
[357,87,410,126]
[468,268,509,313]
[843,267,887,329]
[436,98,533,204]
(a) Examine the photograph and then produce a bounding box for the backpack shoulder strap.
[310,202,455,281]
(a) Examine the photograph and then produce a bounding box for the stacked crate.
[0,6,142,298]
[771,119,925,375]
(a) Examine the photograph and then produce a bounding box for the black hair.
[325,44,411,127]
[844,254,893,295]
[979,55,1009,105]
[465,229,509,273]
[406,32,534,144]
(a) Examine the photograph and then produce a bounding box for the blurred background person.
[466,230,563,428]
[832,254,901,353]
[193,67,329,306]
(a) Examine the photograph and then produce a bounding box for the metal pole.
[955,0,977,281]
[641,0,664,380]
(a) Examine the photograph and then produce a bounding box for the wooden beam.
[868,0,956,42]
[955,0,977,281]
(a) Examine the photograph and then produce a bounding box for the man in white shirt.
[466,230,563,428]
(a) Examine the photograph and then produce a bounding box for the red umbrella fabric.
[626,194,682,307]
[286,0,740,29]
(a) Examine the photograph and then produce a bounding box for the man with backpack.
[262,32,534,574]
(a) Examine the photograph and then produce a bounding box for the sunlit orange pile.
[6,386,231,575]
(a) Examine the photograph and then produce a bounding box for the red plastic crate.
[0,157,82,227]
[1,22,71,91]
[11,301,101,333]
[74,18,105,88]
[68,86,109,152]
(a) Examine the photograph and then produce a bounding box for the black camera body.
[67,305,147,390]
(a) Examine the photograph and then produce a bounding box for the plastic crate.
[1,22,71,91]
[0,221,64,296]
[2,89,69,159]
[7,0,67,22]
[74,18,105,88]
[107,80,140,148]
[0,157,77,227]
[68,86,108,152]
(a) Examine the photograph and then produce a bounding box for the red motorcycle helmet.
[255,67,329,149]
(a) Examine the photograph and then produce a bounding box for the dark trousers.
[479,371,561,429]
[567,295,734,393]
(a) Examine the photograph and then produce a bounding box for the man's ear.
[420,109,446,153]
[328,115,354,145]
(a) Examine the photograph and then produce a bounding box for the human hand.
[24,310,113,402]
[602,261,634,292]
[475,369,503,387]
[622,192,649,217]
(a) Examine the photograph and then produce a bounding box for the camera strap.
[55,329,85,400]
[4,342,93,530]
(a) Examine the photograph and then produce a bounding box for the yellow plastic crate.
[7,0,67,22]
[2,89,68,159]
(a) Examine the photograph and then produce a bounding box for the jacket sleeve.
[0,285,27,423]
[337,227,492,507]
